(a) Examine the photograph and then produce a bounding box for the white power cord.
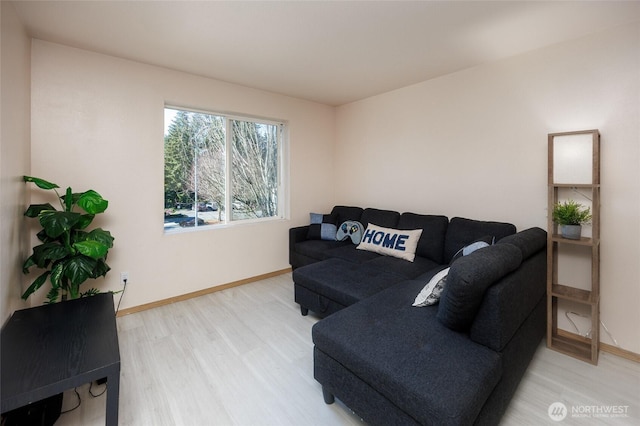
[565,311,619,346]
[571,187,593,202]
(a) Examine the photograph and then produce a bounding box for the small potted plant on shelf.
[22,176,115,303]
[552,199,592,240]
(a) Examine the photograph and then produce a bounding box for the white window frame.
[164,105,289,234]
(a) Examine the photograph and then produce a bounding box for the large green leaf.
[39,210,81,238]
[72,230,88,243]
[22,256,35,274]
[24,203,56,218]
[69,282,80,300]
[77,190,108,214]
[76,214,95,230]
[21,271,50,300]
[24,176,59,190]
[87,228,115,249]
[36,229,53,243]
[74,240,109,259]
[50,261,65,289]
[64,255,96,286]
[30,242,70,268]
[92,258,111,278]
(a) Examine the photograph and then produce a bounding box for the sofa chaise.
[289,205,547,425]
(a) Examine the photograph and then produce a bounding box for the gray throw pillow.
[307,212,337,241]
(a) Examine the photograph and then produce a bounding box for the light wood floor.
[55,272,639,425]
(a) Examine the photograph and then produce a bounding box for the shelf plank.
[550,235,598,246]
[549,334,597,364]
[547,329,599,365]
[551,284,595,304]
[550,184,600,188]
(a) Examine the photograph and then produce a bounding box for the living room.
[2,1,639,424]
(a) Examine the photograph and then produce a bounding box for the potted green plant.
[22,176,115,303]
[551,199,592,240]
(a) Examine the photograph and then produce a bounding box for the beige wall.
[0,1,31,323]
[335,23,640,353]
[30,40,335,310]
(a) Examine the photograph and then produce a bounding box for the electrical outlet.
[120,272,129,286]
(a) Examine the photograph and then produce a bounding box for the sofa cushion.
[496,227,547,260]
[437,244,522,331]
[366,254,440,279]
[470,248,546,351]
[443,217,516,263]
[312,279,503,425]
[307,212,337,241]
[359,207,400,228]
[357,224,422,262]
[397,213,449,264]
[294,239,350,262]
[326,244,381,263]
[293,258,406,307]
[330,205,363,225]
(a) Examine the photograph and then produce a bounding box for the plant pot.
[560,224,582,240]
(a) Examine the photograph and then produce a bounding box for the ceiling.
[12,1,640,106]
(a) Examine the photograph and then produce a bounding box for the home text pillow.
[307,213,337,241]
[413,267,450,307]
[356,224,423,262]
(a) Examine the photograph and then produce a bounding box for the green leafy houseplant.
[22,176,115,303]
[551,199,592,226]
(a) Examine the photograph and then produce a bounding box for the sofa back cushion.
[496,227,547,260]
[443,217,516,263]
[469,248,546,351]
[467,228,547,351]
[331,206,363,225]
[360,208,400,229]
[397,213,449,264]
[437,243,522,331]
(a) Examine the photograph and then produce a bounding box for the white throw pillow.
[413,267,450,307]
[356,224,423,262]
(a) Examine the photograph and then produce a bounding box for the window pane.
[164,108,226,230]
[193,113,226,223]
[231,120,279,221]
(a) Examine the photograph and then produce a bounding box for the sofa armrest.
[290,225,310,249]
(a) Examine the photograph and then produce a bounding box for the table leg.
[105,370,120,426]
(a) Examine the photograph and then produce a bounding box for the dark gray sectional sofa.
[289,206,547,425]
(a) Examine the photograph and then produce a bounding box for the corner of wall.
[1,0,32,322]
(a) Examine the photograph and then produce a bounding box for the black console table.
[1,293,121,425]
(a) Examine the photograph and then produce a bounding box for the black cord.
[115,278,127,316]
[61,388,81,414]
[89,380,107,397]
[60,380,108,417]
